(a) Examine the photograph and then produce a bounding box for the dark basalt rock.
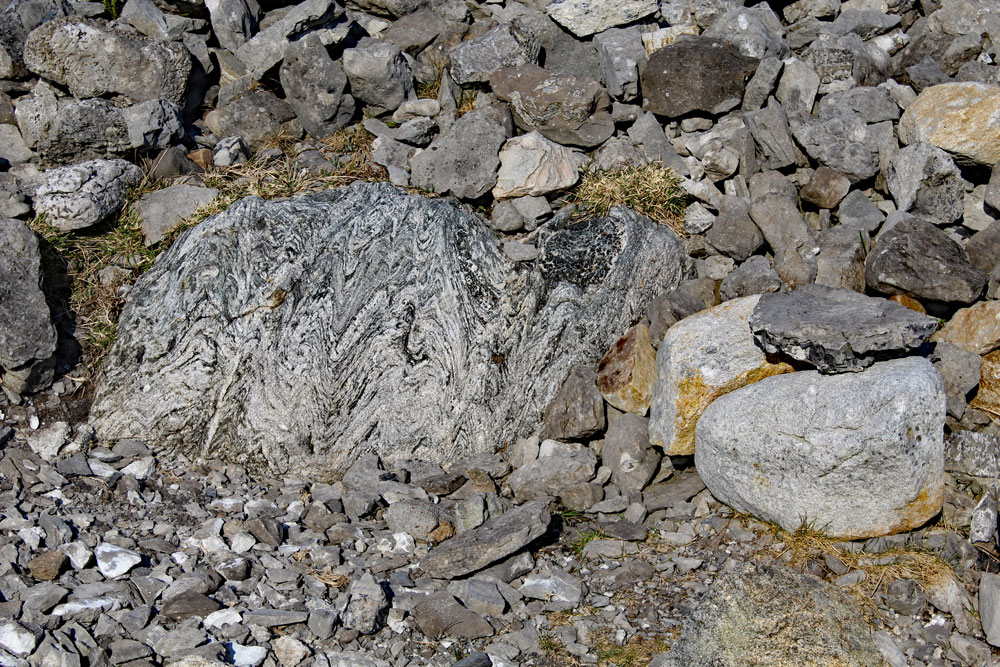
[90,182,690,478]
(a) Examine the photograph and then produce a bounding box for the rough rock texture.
[449,19,541,85]
[898,82,1000,166]
[641,36,759,117]
[419,497,550,579]
[0,218,57,394]
[750,285,938,373]
[137,184,219,246]
[279,34,355,139]
[35,99,131,166]
[23,17,191,105]
[602,414,658,493]
[595,323,657,415]
[932,301,1000,356]
[508,449,597,503]
[35,159,143,232]
[540,365,605,441]
[886,142,964,225]
[545,0,657,38]
[492,131,579,200]
[409,110,506,200]
[696,357,946,539]
[864,216,986,304]
[90,183,690,478]
[342,39,414,115]
[657,561,886,666]
[648,295,793,456]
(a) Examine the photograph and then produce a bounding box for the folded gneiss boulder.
[90,182,691,478]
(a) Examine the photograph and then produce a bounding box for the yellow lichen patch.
[970,349,1000,420]
[669,361,793,455]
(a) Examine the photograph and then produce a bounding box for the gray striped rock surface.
[90,183,690,478]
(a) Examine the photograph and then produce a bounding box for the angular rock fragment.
[91,184,690,478]
[886,142,964,225]
[750,285,938,373]
[945,431,1000,478]
[649,295,793,456]
[419,497,551,579]
[696,357,945,538]
[138,184,219,246]
[411,594,494,639]
[932,301,1000,356]
[410,110,505,199]
[595,324,657,415]
[342,39,414,114]
[279,34,355,139]
[508,449,596,503]
[546,0,656,37]
[23,17,190,105]
[641,36,759,117]
[492,131,579,199]
[35,159,143,232]
[864,216,986,303]
[234,0,345,79]
[449,19,540,85]
[602,414,658,493]
[540,365,605,441]
[899,82,1000,166]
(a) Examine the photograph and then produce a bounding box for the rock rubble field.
[2,0,1000,664]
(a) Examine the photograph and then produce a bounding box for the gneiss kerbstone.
[749,285,938,373]
[695,357,946,539]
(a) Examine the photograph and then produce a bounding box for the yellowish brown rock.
[596,323,658,415]
[899,82,1000,166]
[932,300,1000,355]
[971,349,1000,420]
[889,293,926,314]
[648,295,793,456]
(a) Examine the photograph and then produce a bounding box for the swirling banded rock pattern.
[90,182,690,478]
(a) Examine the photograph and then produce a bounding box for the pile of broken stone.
[3,0,1000,664]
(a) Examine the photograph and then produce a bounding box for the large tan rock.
[932,300,1000,355]
[492,131,580,200]
[596,324,657,415]
[899,82,1000,166]
[648,295,793,456]
[971,349,1000,420]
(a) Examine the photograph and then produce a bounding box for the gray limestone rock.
[944,431,1000,478]
[342,39,414,115]
[696,357,945,538]
[641,36,759,117]
[214,88,295,150]
[342,573,389,634]
[13,79,57,149]
[120,98,183,152]
[0,217,57,394]
[788,111,880,183]
[748,171,817,287]
[594,27,646,102]
[814,225,867,293]
[981,572,1000,647]
[409,109,505,199]
[36,99,130,166]
[0,0,73,69]
[137,184,219,246]
[931,341,981,419]
[23,17,191,106]
[750,285,938,373]
[836,190,884,232]
[206,0,258,53]
[658,562,887,665]
[234,0,345,80]
[741,56,783,112]
[602,414,658,493]
[703,6,789,61]
[411,594,494,639]
[540,365,605,441]
[419,497,551,579]
[519,568,586,606]
[886,142,965,225]
[213,136,250,167]
[719,255,782,301]
[508,449,597,503]
[449,19,541,85]
[35,159,143,232]
[705,195,764,261]
[743,98,796,170]
[775,58,819,115]
[90,183,690,478]
[817,86,899,124]
[545,0,655,37]
[279,35,355,139]
[864,216,986,303]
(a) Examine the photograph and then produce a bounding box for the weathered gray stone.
[493,131,579,199]
[0,217,56,393]
[602,414,658,493]
[944,431,1000,478]
[748,171,817,287]
[658,562,887,666]
[94,543,142,579]
[121,98,183,152]
[409,109,505,199]
[411,594,494,638]
[13,79,57,149]
[885,142,965,225]
[594,27,645,101]
[35,159,143,232]
[775,58,819,115]
[817,86,899,124]
[508,450,596,503]
[91,184,690,477]
[814,225,867,293]
[342,39,413,115]
[206,0,258,53]
[696,357,945,538]
[234,0,345,80]
[546,0,655,37]
[836,190,884,232]
[641,36,759,117]
[419,497,551,579]
[491,65,614,148]
[980,572,1000,647]
[342,573,388,634]
[214,88,295,151]
[789,111,880,183]
[540,365,605,441]
[864,216,986,303]
[23,17,190,105]
[35,99,130,165]
[519,568,586,607]
[279,34,355,139]
[450,19,540,85]
[931,341,981,419]
[742,56,783,112]
[703,6,789,60]
[750,285,938,373]
[743,98,796,170]
[705,196,763,261]
[138,185,219,246]
[719,255,782,301]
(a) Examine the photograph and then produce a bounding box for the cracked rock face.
[695,356,946,539]
[750,284,939,373]
[90,183,690,478]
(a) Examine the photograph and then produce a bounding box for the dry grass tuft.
[592,629,675,667]
[757,519,958,611]
[566,163,687,237]
[416,72,442,100]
